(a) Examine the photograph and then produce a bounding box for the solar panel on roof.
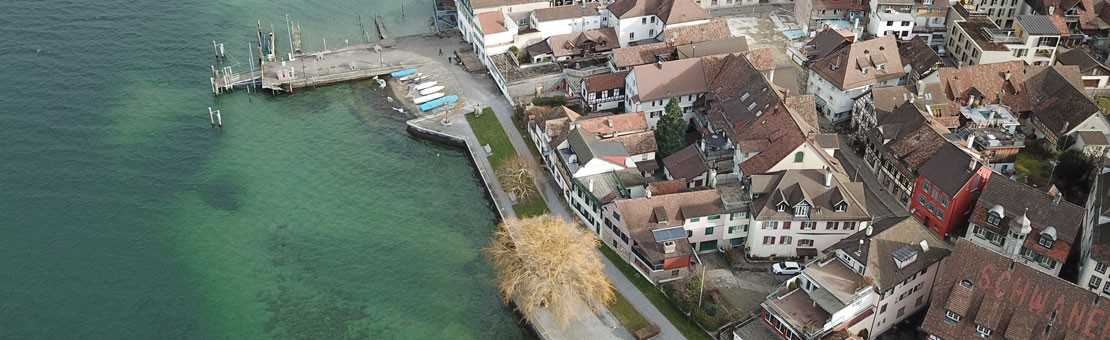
[653,227,687,242]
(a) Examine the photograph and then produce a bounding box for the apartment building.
[746,169,872,259]
[946,6,1062,66]
[867,0,916,40]
[606,0,711,47]
[808,36,905,123]
[624,58,708,127]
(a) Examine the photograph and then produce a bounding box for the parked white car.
[771,261,803,275]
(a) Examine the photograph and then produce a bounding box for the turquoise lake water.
[0,0,530,339]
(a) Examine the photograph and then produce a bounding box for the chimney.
[1053,192,1063,205]
[967,134,976,148]
[1049,5,1056,15]
[865,225,873,236]
[824,168,833,187]
[606,118,613,128]
[589,179,595,192]
[920,240,930,252]
[1004,70,1012,81]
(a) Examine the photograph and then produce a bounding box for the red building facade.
[908,145,992,238]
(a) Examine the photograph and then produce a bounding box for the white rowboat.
[419,86,446,96]
[414,92,445,104]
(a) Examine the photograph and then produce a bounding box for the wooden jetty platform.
[212,43,420,95]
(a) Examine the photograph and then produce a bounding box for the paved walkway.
[396,36,689,340]
[834,136,909,219]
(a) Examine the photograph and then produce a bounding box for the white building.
[742,216,948,340]
[602,188,749,284]
[866,0,916,40]
[945,8,1062,66]
[456,0,551,60]
[745,169,872,259]
[530,4,606,37]
[606,0,711,47]
[964,175,1083,278]
[1080,160,1110,298]
[808,35,904,123]
[624,58,708,127]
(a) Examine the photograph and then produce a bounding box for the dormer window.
[834,201,848,212]
[945,310,962,323]
[1038,234,1054,249]
[777,202,788,212]
[794,202,810,217]
[976,324,992,338]
[986,212,1001,225]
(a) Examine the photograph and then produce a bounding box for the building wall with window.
[867,4,916,40]
[611,12,665,47]
[682,212,752,253]
[909,165,992,238]
[765,143,837,174]
[869,256,940,337]
[1079,256,1110,297]
[808,69,899,123]
[531,12,606,37]
[746,219,870,258]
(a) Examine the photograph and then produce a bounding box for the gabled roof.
[703,54,806,175]
[750,169,870,221]
[567,128,629,166]
[584,71,628,92]
[543,28,619,58]
[531,4,599,22]
[865,98,948,174]
[920,240,1110,340]
[611,42,675,69]
[810,35,904,90]
[828,216,950,291]
[917,142,978,195]
[661,18,730,45]
[897,37,942,79]
[675,36,749,59]
[1056,48,1110,76]
[804,28,854,61]
[630,58,708,102]
[662,144,707,180]
[1025,65,1102,137]
[575,111,650,136]
[607,0,709,25]
[970,175,1083,262]
[477,11,508,34]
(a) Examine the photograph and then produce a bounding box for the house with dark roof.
[807,35,905,123]
[524,27,619,63]
[602,188,749,284]
[790,28,855,66]
[746,169,872,259]
[944,6,1063,66]
[662,144,709,187]
[896,37,943,86]
[964,175,1083,278]
[920,240,1110,340]
[1079,158,1110,297]
[1055,47,1110,90]
[1023,0,1110,46]
[606,0,711,47]
[747,216,949,340]
[909,142,993,238]
[580,71,628,111]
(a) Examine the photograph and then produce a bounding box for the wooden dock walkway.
[213,43,421,95]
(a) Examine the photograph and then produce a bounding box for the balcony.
[982,28,1023,44]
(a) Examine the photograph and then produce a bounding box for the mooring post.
[208,107,215,126]
[216,110,223,128]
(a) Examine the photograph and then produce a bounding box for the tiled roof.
[969,175,1083,262]
[1056,48,1110,76]
[630,58,708,102]
[611,42,675,69]
[567,128,629,165]
[584,71,628,92]
[675,36,749,59]
[920,240,1110,340]
[544,28,619,58]
[750,169,870,221]
[865,101,947,175]
[897,37,942,79]
[745,47,777,72]
[1079,130,1110,145]
[828,216,950,291]
[703,54,805,175]
[804,28,853,61]
[812,0,868,11]
[609,130,658,155]
[531,4,598,22]
[477,11,508,34]
[1025,65,1101,137]
[662,144,707,180]
[607,0,709,24]
[784,95,819,135]
[661,18,730,46]
[810,35,904,90]
[647,179,688,195]
[916,142,978,195]
[575,111,649,136]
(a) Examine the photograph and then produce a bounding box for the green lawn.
[597,245,713,340]
[609,291,652,335]
[466,108,550,218]
[466,108,515,168]
[512,197,548,218]
[1097,96,1110,114]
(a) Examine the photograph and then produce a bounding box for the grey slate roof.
[567,128,628,165]
[1016,15,1060,35]
[828,216,950,291]
[917,143,977,195]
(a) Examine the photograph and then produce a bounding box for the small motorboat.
[413,92,445,104]
[419,86,445,96]
[419,95,459,112]
[389,68,417,78]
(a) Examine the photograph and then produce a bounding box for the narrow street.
[834,136,910,219]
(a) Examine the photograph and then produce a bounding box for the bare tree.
[496,156,539,202]
[485,215,614,327]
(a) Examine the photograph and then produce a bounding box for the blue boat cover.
[419,95,459,112]
[389,68,417,77]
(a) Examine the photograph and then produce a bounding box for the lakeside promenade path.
[398,35,686,340]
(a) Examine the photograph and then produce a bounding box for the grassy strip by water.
[466,108,514,168]
[609,291,651,335]
[598,245,713,340]
[466,108,550,218]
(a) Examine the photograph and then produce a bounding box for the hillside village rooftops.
[828,216,949,291]
[531,4,599,22]
[584,71,628,92]
[607,0,709,24]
